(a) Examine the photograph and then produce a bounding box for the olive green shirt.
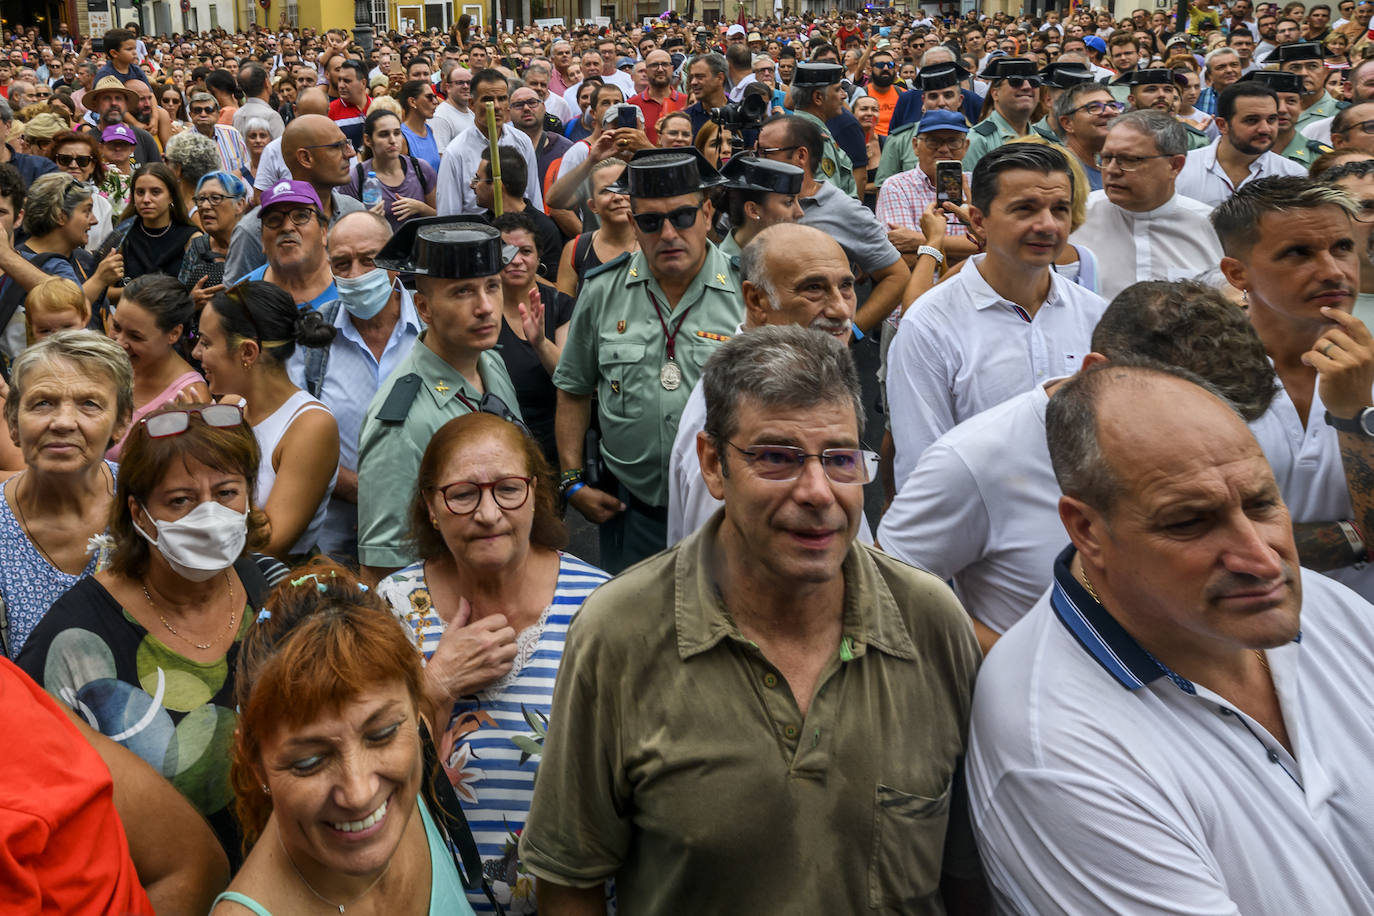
[717,229,742,258]
[519,513,983,913]
[794,108,858,198]
[876,121,920,188]
[962,109,1027,173]
[1280,130,1332,165]
[1296,91,1339,133]
[551,245,742,507]
[355,335,522,569]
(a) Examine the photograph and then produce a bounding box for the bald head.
[295,87,331,117]
[741,224,856,339]
[328,210,395,280]
[283,113,351,186]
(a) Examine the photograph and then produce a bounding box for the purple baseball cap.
[259,179,322,211]
[101,123,136,145]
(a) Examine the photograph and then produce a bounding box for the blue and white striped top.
[378,552,609,915]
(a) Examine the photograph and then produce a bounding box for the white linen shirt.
[877,382,1063,634]
[436,123,543,216]
[969,551,1374,915]
[429,101,475,151]
[666,376,874,548]
[886,254,1108,488]
[1249,380,1374,600]
[286,284,423,557]
[1069,190,1225,303]
[1175,139,1308,209]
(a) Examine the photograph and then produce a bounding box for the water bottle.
[362,170,383,208]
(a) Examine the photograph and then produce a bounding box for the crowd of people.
[2,1,1374,914]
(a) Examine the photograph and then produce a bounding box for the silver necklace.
[141,220,172,238]
[278,831,393,913]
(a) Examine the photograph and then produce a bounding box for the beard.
[872,70,895,87]
[100,107,125,126]
[1232,135,1273,156]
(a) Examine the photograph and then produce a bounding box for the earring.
[1241,289,1249,309]
[430,516,439,528]
[242,359,251,368]
[261,784,271,795]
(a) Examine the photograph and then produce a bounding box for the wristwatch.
[1324,407,1374,438]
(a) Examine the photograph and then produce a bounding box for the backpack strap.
[233,554,272,611]
[407,154,430,195]
[303,300,341,398]
[420,719,506,915]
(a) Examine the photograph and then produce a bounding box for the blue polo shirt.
[242,264,337,311]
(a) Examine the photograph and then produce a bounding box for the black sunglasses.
[631,204,699,234]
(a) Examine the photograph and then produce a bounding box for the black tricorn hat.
[792,61,844,86]
[605,148,728,197]
[1241,68,1306,94]
[374,217,509,277]
[917,61,971,91]
[979,56,1041,81]
[720,155,804,194]
[1272,40,1329,64]
[1112,66,1182,87]
[1040,61,1097,89]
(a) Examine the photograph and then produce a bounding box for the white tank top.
[253,389,338,556]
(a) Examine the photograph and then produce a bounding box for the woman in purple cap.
[98,123,138,216]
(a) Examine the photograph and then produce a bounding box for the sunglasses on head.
[631,204,699,234]
[143,404,244,438]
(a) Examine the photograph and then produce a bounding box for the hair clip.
[256,608,271,623]
[358,583,369,592]
[290,571,337,593]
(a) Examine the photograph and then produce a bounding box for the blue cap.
[917,109,971,134]
[1083,35,1107,53]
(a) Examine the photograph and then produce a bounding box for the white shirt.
[727,72,757,102]
[253,137,291,192]
[435,123,543,216]
[562,70,635,113]
[554,138,591,181]
[1070,189,1225,303]
[877,382,1063,634]
[541,91,573,124]
[429,100,475,151]
[1250,381,1374,600]
[969,556,1374,915]
[1301,114,1334,145]
[286,284,423,559]
[886,254,1108,489]
[1175,139,1308,208]
[666,375,874,548]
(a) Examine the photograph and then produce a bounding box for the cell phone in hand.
[615,103,639,130]
[936,160,963,206]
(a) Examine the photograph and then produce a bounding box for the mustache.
[810,316,852,335]
[1203,562,1297,602]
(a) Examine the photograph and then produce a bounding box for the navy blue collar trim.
[1049,545,1197,694]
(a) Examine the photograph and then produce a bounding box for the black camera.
[707,92,768,132]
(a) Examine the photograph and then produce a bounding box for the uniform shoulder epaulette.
[1032,124,1059,142]
[1336,99,1352,111]
[583,251,631,282]
[972,119,999,137]
[728,254,741,273]
[1309,139,1334,154]
[376,373,423,423]
[1184,123,1208,137]
[888,121,916,138]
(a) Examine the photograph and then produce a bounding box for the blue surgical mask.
[333,267,395,320]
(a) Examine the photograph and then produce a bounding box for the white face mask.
[135,499,248,582]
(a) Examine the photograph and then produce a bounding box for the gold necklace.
[143,572,236,650]
[278,830,393,914]
[1078,572,1102,604]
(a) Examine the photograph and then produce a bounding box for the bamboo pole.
[486,100,504,217]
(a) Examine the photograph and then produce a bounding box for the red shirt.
[0,658,152,915]
[629,89,688,145]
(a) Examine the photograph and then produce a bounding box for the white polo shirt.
[1174,139,1308,209]
[1069,190,1226,303]
[877,382,1063,634]
[435,122,543,216]
[886,253,1108,489]
[1249,380,1374,600]
[968,548,1374,915]
[666,376,874,548]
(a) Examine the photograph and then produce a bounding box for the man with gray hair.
[667,223,860,544]
[187,89,251,175]
[523,323,983,914]
[1196,46,1245,115]
[1051,80,1122,191]
[1071,111,1224,302]
[968,360,1374,914]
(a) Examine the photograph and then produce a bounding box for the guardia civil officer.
[554,149,743,573]
[963,57,1042,173]
[877,60,973,188]
[788,61,858,198]
[355,218,524,581]
[716,155,805,257]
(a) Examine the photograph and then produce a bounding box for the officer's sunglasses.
[631,204,699,234]
[1002,76,1043,88]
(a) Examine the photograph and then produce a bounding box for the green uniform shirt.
[355,336,522,569]
[1280,130,1332,165]
[518,513,983,912]
[794,109,858,198]
[1296,92,1339,133]
[1184,123,1212,150]
[552,245,742,507]
[876,121,919,188]
[716,230,742,258]
[962,109,1027,173]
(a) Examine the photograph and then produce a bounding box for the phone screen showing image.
[936,160,963,205]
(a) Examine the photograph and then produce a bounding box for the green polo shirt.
[552,244,742,506]
[962,109,1026,173]
[1296,91,1339,132]
[794,108,858,198]
[355,335,521,569]
[519,512,983,913]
